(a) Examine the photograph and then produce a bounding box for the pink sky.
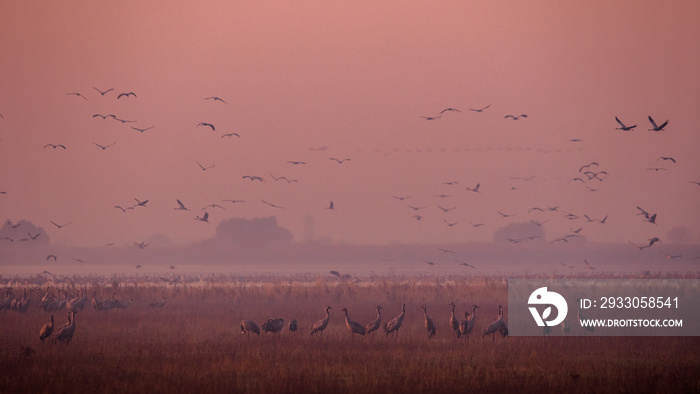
[1,1,699,247]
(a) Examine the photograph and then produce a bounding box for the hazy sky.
[1,1,699,247]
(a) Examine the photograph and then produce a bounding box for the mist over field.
[2,216,698,279]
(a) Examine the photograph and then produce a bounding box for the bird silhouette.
[421,115,442,120]
[657,157,676,163]
[329,158,351,163]
[93,87,114,96]
[505,114,527,120]
[44,144,66,149]
[134,198,149,207]
[204,96,227,104]
[93,142,116,150]
[614,116,637,131]
[197,162,214,171]
[197,122,215,131]
[647,116,669,131]
[469,105,491,112]
[66,92,87,100]
[221,132,240,138]
[466,183,480,192]
[439,108,461,114]
[130,126,154,133]
[242,175,264,182]
[117,92,136,99]
[174,199,190,211]
[261,200,284,209]
[195,212,209,223]
[50,221,71,229]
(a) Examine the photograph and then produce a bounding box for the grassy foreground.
[1,274,698,393]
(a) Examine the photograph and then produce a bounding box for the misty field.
[1,273,698,393]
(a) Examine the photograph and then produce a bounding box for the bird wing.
[648,116,658,129]
[657,120,668,130]
[614,116,626,127]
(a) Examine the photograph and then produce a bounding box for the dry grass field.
[1,273,699,393]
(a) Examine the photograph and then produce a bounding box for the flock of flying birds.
[1,87,699,269]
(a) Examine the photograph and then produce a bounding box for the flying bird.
[93,87,114,96]
[134,198,149,207]
[578,162,599,172]
[456,260,476,269]
[468,105,491,112]
[117,92,136,99]
[393,196,412,200]
[629,237,662,250]
[439,108,461,114]
[221,200,245,204]
[202,203,225,210]
[50,221,71,229]
[195,212,209,223]
[204,96,227,104]
[93,142,115,150]
[242,175,264,182]
[466,183,480,193]
[114,205,133,212]
[46,254,57,261]
[134,241,148,249]
[130,126,154,133]
[261,200,284,209]
[505,114,527,120]
[584,171,608,181]
[44,144,66,149]
[647,116,669,131]
[174,199,190,211]
[583,259,595,270]
[614,116,637,131]
[197,122,215,131]
[221,132,240,138]
[497,211,516,218]
[657,157,676,163]
[329,158,351,163]
[197,162,215,171]
[287,161,306,165]
[269,174,298,183]
[420,115,442,120]
[66,92,88,100]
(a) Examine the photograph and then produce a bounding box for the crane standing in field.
[421,304,436,338]
[342,308,366,338]
[39,314,54,341]
[364,306,382,335]
[53,310,77,344]
[483,305,508,342]
[459,305,479,341]
[261,318,285,336]
[310,306,332,338]
[384,303,406,338]
[449,302,461,339]
[240,320,260,335]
